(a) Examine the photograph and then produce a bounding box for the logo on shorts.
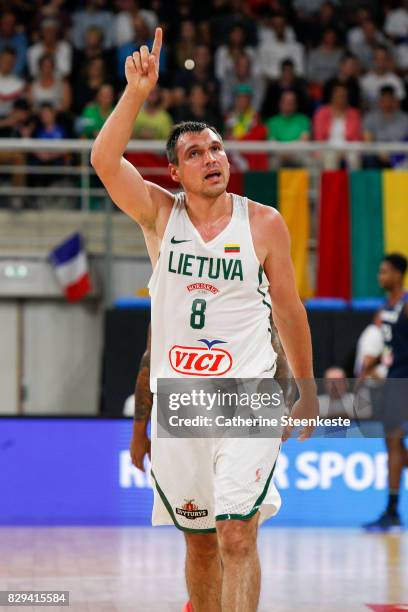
[176,499,209,520]
[169,339,233,376]
[255,468,262,483]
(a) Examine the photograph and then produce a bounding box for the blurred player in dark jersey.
[364,253,408,532]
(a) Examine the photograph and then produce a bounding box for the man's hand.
[130,428,151,472]
[125,27,162,98]
[282,387,319,442]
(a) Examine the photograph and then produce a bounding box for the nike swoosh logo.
[171,236,191,244]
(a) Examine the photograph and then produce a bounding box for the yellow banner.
[383,170,408,289]
[279,169,312,299]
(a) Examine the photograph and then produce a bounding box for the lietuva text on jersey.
[168,251,244,281]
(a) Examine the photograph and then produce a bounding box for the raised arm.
[90,28,172,229]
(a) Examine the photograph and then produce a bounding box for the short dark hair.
[281,58,294,70]
[374,44,389,54]
[383,253,408,275]
[1,46,16,56]
[379,85,395,97]
[166,121,223,165]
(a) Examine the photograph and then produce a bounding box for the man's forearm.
[270,320,297,409]
[273,300,315,386]
[134,350,153,431]
[270,321,291,380]
[91,86,145,170]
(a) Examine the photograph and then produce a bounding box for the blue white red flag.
[49,233,91,302]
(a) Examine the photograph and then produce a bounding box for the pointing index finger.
[151,27,162,61]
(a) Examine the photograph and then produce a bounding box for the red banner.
[317,170,351,299]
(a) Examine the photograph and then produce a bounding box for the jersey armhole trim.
[244,196,266,270]
[149,193,183,283]
[160,191,183,245]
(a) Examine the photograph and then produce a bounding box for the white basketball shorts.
[150,395,282,533]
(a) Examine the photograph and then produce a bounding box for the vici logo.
[169,339,233,376]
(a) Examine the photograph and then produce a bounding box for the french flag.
[49,233,92,302]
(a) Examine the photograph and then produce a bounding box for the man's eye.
[212,146,221,151]
[190,150,199,157]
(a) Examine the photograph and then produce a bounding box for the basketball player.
[91,28,318,612]
[364,253,408,532]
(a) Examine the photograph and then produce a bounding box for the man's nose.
[204,149,216,163]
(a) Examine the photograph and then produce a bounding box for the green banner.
[350,171,384,297]
[244,171,277,207]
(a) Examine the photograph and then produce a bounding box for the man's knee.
[217,515,258,561]
[185,532,219,562]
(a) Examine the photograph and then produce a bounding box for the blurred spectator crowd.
[2,0,408,172]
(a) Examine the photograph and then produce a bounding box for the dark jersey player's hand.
[130,429,151,472]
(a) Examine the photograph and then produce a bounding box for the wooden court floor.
[0,527,407,611]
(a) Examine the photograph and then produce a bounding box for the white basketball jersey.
[148,192,276,392]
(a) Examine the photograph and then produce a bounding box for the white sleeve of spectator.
[57,42,72,78]
[361,325,384,357]
[27,44,40,78]
[114,14,133,46]
[393,75,405,100]
[384,10,408,37]
[214,46,227,81]
[292,43,305,76]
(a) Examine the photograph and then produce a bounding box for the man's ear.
[169,163,180,183]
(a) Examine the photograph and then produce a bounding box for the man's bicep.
[98,157,158,227]
[263,214,298,304]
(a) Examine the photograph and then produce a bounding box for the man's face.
[362,20,376,42]
[272,16,286,37]
[379,92,397,113]
[13,107,29,123]
[281,63,294,81]
[190,85,207,107]
[235,54,250,79]
[0,51,15,74]
[40,106,55,125]
[235,92,251,113]
[85,28,103,48]
[280,92,296,115]
[374,50,388,73]
[378,261,402,291]
[332,86,348,108]
[193,46,210,71]
[97,84,114,107]
[341,57,358,78]
[170,128,230,199]
[324,368,348,399]
[42,24,58,45]
[1,13,16,36]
